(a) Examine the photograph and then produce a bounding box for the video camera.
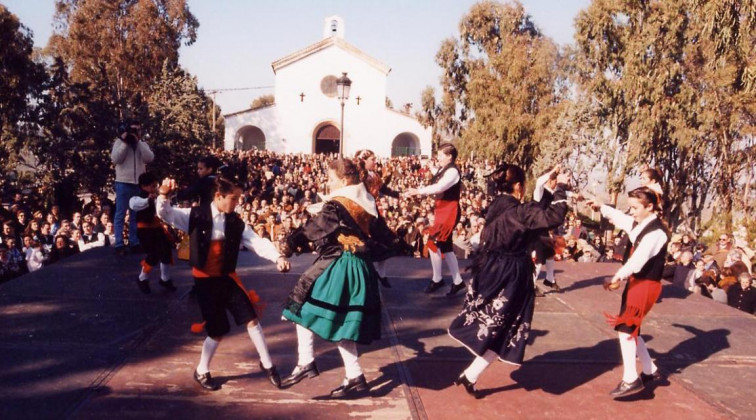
[118,119,141,146]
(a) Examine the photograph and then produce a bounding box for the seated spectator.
[0,243,24,282]
[718,267,738,292]
[703,277,728,304]
[598,248,618,263]
[48,235,78,264]
[576,238,601,262]
[679,233,696,253]
[665,250,694,289]
[78,221,106,251]
[726,273,756,314]
[25,240,46,272]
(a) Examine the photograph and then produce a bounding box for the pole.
[339,100,345,157]
[211,91,217,150]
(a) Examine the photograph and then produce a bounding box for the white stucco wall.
[222,37,431,158]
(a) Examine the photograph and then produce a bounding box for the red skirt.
[426,199,459,253]
[604,276,661,337]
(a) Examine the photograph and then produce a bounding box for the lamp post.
[336,72,352,157]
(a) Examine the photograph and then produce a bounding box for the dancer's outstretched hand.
[276,256,291,273]
[585,198,603,211]
[603,275,622,291]
[159,178,177,196]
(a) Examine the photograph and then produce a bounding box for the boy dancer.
[157,176,290,391]
[130,172,176,294]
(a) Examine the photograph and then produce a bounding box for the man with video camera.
[111,119,154,255]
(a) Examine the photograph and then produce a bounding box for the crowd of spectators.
[1,149,753,315]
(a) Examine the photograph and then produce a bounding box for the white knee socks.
[545,258,555,282]
[636,336,657,375]
[296,324,315,366]
[618,332,639,382]
[197,337,220,375]
[463,349,498,383]
[160,263,171,281]
[247,323,273,369]
[337,340,363,380]
[429,249,443,282]
[444,252,463,285]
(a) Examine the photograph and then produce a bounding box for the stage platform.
[1,247,753,419]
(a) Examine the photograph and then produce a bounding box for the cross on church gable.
[356,96,362,105]
[300,92,306,102]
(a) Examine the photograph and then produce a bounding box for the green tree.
[0,5,46,174]
[434,1,563,172]
[48,0,199,116]
[146,62,220,185]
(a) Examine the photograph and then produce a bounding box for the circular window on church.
[320,75,338,97]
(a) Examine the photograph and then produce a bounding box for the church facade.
[223,16,432,157]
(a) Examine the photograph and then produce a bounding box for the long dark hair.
[353,149,375,183]
[485,163,525,195]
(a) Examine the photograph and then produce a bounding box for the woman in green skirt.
[280,158,396,398]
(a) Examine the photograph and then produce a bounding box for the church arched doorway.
[313,124,340,154]
[236,125,266,151]
[391,132,420,156]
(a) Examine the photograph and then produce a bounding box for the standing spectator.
[726,273,756,314]
[111,118,154,255]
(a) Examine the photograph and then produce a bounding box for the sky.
[4,0,590,116]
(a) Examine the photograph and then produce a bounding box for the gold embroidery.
[337,234,367,253]
[331,196,374,237]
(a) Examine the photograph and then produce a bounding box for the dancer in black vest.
[405,143,465,296]
[588,187,668,398]
[130,172,176,294]
[157,177,291,391]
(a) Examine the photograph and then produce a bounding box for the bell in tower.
[323,15,345,39]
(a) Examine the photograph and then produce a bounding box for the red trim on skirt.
[426,199,458,253]
[604,276,661,337]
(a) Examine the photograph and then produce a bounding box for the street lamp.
[336,72,352,157]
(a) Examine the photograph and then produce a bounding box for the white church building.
[222,16,432,157]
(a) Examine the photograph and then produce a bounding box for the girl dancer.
[588,187,667,397]
[448,163,570,398]
[281,158,394,398]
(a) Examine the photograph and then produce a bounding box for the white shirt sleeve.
[600,205,634,234]
[533,172,552,202]
[156,195,191,233]
[242,225,281,263]
[129,195,150,211]
[615,229,668,279]
[417,168,460,195]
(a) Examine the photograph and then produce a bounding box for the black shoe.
[610,378,644,397]
[259,362,281,388]
[453,374,482,399]
[446,282,466,296]
[159,279,177,291]
[194,370,220,391]
[330,374,368,398]
[640,370,662,384]
[136,279,151,294]
[378,276,392,288]
[424,280,445,294]
[281,361,319,388]
[543,279,560,290]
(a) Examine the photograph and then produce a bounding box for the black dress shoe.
[259,362,281,388]
[640,370,662,384]
[610,377,644,397]
[453,374,482,399]
[281,361,319,388]
[159,279,177,291]
[424,280,444,294]
[446,282,466,296]
[194,370,220,391]
[378,276,392,288]
[136,279,151,294]
[543,279,560,291]
[330,374,368,398]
